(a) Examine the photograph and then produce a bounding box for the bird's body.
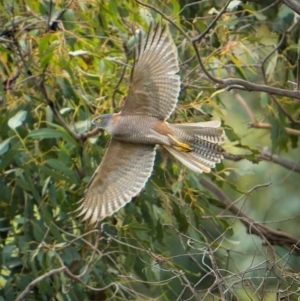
[105,113,224,159]
[78,23,225,224]
[103,114,172,145]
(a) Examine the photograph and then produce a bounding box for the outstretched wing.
[121,23,180,120]
[78,139,156,224]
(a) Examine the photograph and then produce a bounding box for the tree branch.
[258,148,300,173]
[249,122,300,136]
[231,90,257,124]
[200,178,300,255]
[281,0,300,15]
[135,0,190,40]
[270,94,300,125]
[39,73,100,142]
[261,16,300,85]
[15,267,67,301]
[192,0,232,43]
[217,78,300,100]
[224,150,300,174]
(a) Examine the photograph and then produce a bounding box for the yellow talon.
[167,134,192,152]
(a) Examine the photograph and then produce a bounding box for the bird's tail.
[164,121,225,173]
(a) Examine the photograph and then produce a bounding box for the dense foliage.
[1,0,300,300]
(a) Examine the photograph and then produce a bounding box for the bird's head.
[92,114,113,129]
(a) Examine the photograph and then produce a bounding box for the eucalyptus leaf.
[28,128,78,146]
[69,50,90,56]
[8,110,27,129]
[0,138,11,155]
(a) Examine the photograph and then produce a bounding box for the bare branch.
[231,90,258,124]
[217,78,300,100]
[224,150,300,174]
[258,148,300,173]
[15,267,67,301]
[192,0,232,43]
[112,54,128,109]
[270,94,300,125]
[135,0,190,40]
[281,0,300,15]
[249,122,300,136]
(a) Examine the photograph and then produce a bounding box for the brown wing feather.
[78,139,156,224]
[121,23,180,120]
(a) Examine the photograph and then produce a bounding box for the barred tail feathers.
[165,122,225,173]
[172,121,225,143]
[164,145,211,173]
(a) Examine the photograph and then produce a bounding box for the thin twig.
[112,56,128,109]
[249,122,300,136]
[261,17,300,84]
[231,90,257,124]
[191,1,232,84]
[38,73,81,142]
[15,267,67,301]
[135,0,190,40]
[270,94,300,125]
[192,0,232,43]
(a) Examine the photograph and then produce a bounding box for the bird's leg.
[167,134,192,152]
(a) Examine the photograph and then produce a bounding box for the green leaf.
[0,138,11,155]
[170,197,189,233]
[260,92,269,108]
[269,107,288,151]
[60,247,81,266]
[70,120,91,134]
[46,159,79,183]
[170,0,180,14]
[253,11,267,21]
[24,166,42,203]
[32,220,46,242]
[156,219,164,244]
[60,107,73,115]
[8,110,27,129]
[172,180,183,194]
[41,52,54,69]
[233,143,260,163]
[69,50,90,56]
[38,33,51,56]
[224,125,240,142]
[28,128,78,146]
[39,165,74,182]
[218,219,234,236]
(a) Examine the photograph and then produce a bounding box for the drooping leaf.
[28,128,78,146]
[170,197,189,233]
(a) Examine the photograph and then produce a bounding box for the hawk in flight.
[78,23,224,224]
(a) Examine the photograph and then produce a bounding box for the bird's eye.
[96,118,101,123]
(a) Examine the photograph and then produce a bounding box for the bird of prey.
[78,23,225,224]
